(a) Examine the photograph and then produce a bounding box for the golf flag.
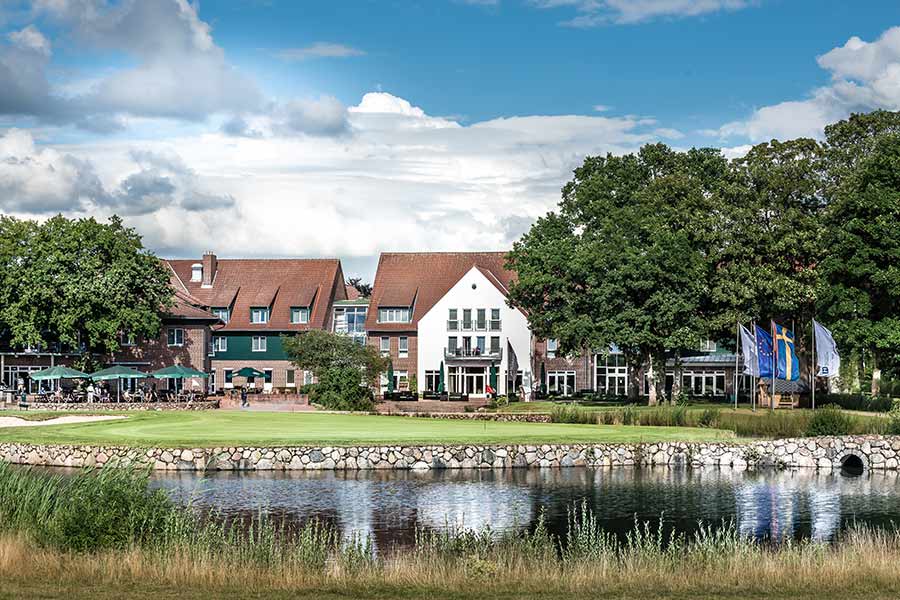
[740,324,759,376]
[755,325,774,379]
[813,320,840,378]
[772,322,800,381]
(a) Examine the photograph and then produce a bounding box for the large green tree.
[819,119,900,395]
[508,144,729,404]
[0,215,172,355]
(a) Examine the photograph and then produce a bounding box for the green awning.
[30,366,90,381]
[489,363,498,392]
[387,362,395,393]
[90,366,150,381]
[235,367,265,378]
[152,365,209,379]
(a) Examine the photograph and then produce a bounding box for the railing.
[489,319,501,331]
[444,347,503,361]
[447,320,459,331]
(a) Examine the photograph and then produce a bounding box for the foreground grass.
[0,410,733,447]
[0,464,898,600]
[0,410,125,422]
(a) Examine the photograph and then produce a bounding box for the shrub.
[306,366,374,411]
[698,408,720,428]
[550,405,596,425]
[887,399,900,435]
[816,393,893,412]
[805,404,853,437]
[621,405,638,426]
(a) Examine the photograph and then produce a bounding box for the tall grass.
[1,467,900,598]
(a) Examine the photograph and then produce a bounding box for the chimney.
[202,251,217,287]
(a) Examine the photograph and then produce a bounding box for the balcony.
[444,346,503,362]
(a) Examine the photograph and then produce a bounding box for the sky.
[2,0,900,280]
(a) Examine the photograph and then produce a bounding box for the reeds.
[1,464,900,598]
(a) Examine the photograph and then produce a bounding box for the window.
[490,308,501,331]
[462,309,472,330]
[476,309,487,331]
[120,332,136,347]
[211,307,230,323]
[448,309,458,331]
[476,336,486,354]
[252,336,267,352]
[490,336,500,354]
[447,366,460,393]
[399,336,408,358]
[264,369,273,384]
[447,337,458,354]
[286,369,296,387]
[700,339,718,353]
[393,370,409,391]
[213,336,227,352]
[546,338,558,359]
[380,336,390,355]
[595,353,628,396]
[547,370,576,396]
[167,328,184,347]
[291,307,310,324]
[303,371,314,385]
[425,370,440,392]
[190,263,202,282]
[250,307,269,324]
[224,369,233,385]
[669,370,727,397]
[378,307,411,323]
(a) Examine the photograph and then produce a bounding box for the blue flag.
[773,322,800,381]
[755,325,774,378]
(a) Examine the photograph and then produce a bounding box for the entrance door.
[464,367,485,395]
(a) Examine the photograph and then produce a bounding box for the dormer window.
[700,339,717,353]
[211,307,230,324]
[378,307,411,323]
[291,307,310,324]
[250,307,269,324]
[190,263,202,282]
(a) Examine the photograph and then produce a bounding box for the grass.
[0,410,124,422]
[0,464,899,600]
[0,410,734,447]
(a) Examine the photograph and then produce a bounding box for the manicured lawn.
[0,410,734,447]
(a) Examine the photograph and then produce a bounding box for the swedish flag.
[773,322,800,381]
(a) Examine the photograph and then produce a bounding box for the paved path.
[0,415,126,428]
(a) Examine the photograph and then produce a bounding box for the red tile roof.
[345,284,361,300]
[166,258,345,332]
[366,252,514,332]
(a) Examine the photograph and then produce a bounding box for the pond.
[148,466,900,549]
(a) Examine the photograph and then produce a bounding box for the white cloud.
[715,26,900,143]
[8,24,50,56]
[276,42,365,61]
[593,104,612,112]
[530,0,753,26]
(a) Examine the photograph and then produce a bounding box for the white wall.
[418,266,532,397]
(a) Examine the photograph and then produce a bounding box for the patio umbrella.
[152,365,209,379]
[539,362,547,396]
[489,363,498,395]
[235,367,265,378]
[91,365,150,402]
[30,365,90,380]
[387,362,395,393]
[437,360,445,394]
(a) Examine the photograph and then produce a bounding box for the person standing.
[240,386,249,409]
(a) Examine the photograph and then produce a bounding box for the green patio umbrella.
[539,362,547,396]
[387,362,395,393]
[235,367,265,378]
[152,365,209,379]
[91,366,149,402]
[90,365,149,380]
[30,365,90,381]
[437,360,445,394]
[489,363,498,396]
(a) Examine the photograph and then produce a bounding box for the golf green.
[0,411,734,447]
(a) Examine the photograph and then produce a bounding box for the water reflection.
[150,467,900,549]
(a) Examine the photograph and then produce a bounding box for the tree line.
[507,110,900,401]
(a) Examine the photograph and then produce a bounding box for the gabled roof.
[166,258,345,332]
[366,252,515,332]
[165,290,220,322]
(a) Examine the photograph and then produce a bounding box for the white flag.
[813,320,840,378]
[739,324,759,377]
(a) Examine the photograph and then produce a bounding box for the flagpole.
[751,320,757,412]
[734,321,740,410]
[811,319,816,411]
[770,320,777,413]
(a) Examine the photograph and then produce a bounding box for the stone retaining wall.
[5,400,219,412]
[2,435,899,471]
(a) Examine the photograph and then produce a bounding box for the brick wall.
[210,359,310,391]
[114,322,211,373]
[368,333,418,391]
[532,339,595,392]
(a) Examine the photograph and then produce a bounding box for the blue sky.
[2,0,900,278]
